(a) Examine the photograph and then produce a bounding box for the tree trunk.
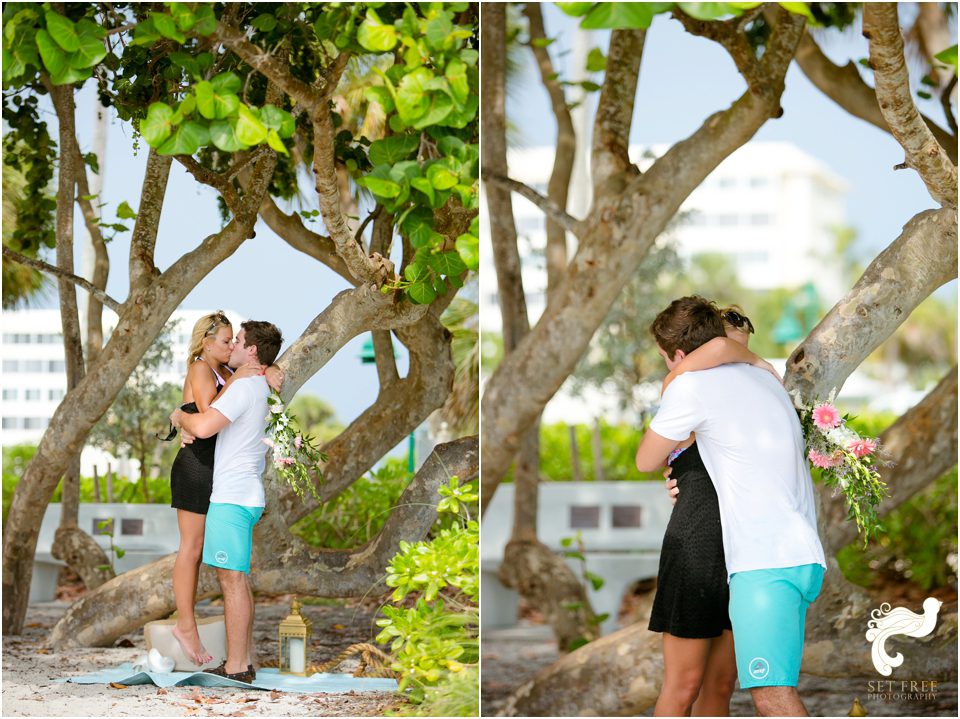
[48,437,477,649]
[483,2,598,647]
[50,526,115,591]
[569,425,584,482]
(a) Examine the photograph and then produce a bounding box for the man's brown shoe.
[203,661,255,684]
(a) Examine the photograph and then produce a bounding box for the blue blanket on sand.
[57,663,398,693]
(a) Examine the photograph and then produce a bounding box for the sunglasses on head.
[204,311,230,336]
[723,310,755,334]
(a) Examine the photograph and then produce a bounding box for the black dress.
[648,442,732,638]
[169,374,223,515]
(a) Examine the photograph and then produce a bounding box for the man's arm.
[172,406,231,439]
[635,429,680,473]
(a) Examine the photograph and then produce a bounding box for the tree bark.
[786,207,957,402]
[49,526,115,591]
[483,2,598,647]
[48,437,477,649]
[863,3,957,208]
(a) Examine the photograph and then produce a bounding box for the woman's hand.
[233,362,266,380]
[754,358,783,384]
[265,365,284,392]
[663,466,679,506]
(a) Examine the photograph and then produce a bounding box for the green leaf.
[44,11,80,52]
[581,3,673,29]
[427,163,458,190]
[556,3,595,17]
[167,2,196,30]
[410,177,436,206]
[531,37,556,48]
[195,79,240,120]
[586,47,606,72]
[209,120,248,153]
[116,201,137,219]
[357,166,401,198]
[428,251,467,278]
[412,92,455,130]
[151,12,187,43]
[402,207,435,247]
[365,85,395,113]
[444,58,469,104]
[266,128,288,155]
[584,571,605,591]
[406,279,438,305]
[211,71,242,95]
[140,102,175,147]
[235,105,268,145]
[935,45,958,74]
[678,3,741,21]
[396,68,434,123]
[455,232,478,270]
[115,547,126,559]
[357,8,397,52]
[369,134,420,165]
[425,11,454,51]
[259,104,296,137]
[776,2,816,22]
[251,14,278,32]
[157,121,210,155]
[35,29,86,84]
[130,16,161,46]
[192,5,217,35]
[916,90,933,100]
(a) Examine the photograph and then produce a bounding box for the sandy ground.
[2,596,404,717]
[481,622,958,717]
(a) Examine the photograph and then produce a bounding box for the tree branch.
[2,247,121,313]
[673,9,760,87]
[591,29,645,189]
[794,30,958,161]
[481,171,582,237]
[942,75,958,137]
[128,150,171,290]
[524,3,574,295]
[863,3,958,208]
[786,206,957,402]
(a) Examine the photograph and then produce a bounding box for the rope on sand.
[258,642,398,678]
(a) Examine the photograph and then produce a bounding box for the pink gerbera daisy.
[848,438,877,458]
[811,402,841,431]
[809,448,841,469]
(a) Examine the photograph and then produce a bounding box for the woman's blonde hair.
[186,311,232,371]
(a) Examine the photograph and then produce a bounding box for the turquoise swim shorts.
[202,503,264,574]
[728,563,824,688]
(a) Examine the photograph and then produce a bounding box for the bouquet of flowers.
[264,391,327,502]
[791,389,889,546]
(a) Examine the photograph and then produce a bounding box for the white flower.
[827,425,858,448]
[271,403,285,414]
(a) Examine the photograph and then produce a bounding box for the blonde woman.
[168,311,281,666]
[646,305,779,716]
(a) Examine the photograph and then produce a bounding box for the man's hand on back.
[663,466,679,505]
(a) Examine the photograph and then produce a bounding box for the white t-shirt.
[210,376,269,507]
[649,364,826,579]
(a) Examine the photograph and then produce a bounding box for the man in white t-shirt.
[172,320,283,684]
[636,296,826,717]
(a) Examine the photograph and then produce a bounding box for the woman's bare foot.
[172,624,212,666]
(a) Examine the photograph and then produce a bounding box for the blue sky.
[511,4,957,280]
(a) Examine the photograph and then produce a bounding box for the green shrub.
[290,458,411,549]
[391,666,479,717]
[376,476,479,703]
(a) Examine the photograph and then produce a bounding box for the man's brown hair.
[650,296,726,358]
[241,320,283,366]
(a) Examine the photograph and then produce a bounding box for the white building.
[481,141,849,333]
[1,308,245,474]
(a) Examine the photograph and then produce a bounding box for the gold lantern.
[278,597,312,676]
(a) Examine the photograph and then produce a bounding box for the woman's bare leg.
[655,634,711,717]
[693,630,738,716]
[171,509,212,666]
